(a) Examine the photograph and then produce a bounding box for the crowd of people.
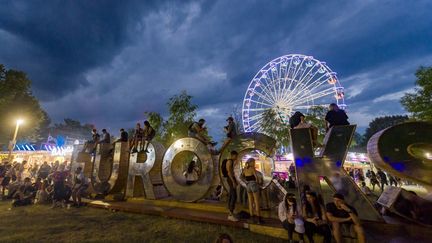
[0,160,89,209]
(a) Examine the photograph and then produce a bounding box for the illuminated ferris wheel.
[242,54,346,132]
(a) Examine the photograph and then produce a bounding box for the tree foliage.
[401,66,432,121]
[144,111,164,141]
[231,104,243,134]
[0,64,50,146]
[361,115,409,146]
[49,118,94,141]
[260,109,291,148]
[306,106,327,143]
[162,91,198,146]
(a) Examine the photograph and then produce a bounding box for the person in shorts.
[326,193,365,243]
[241,158,263,224]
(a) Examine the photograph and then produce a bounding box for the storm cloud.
[1,0,431,140]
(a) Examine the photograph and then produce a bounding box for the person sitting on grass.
[278,193,305,243]
[326,193,365,243]
[35,180,50,204]
[50,164,69,208]
[72,167,89,207]
[6,175,19,199]
[12,177,36,207]
[33,177,42,191]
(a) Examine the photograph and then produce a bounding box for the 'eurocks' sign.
[72,122,432,222]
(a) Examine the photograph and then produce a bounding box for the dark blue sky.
[1,0,431,140]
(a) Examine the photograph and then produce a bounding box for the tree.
[162,91,198,146]
[49,118,94,141]
[306,106,327,143]
[0,64,51,146]
[260,109,291,149]
[361,115,409,146]
[231,104,243,134]
[350,132,365,150]
[401,66,432,121]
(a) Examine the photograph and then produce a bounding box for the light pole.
[7,119,23,162]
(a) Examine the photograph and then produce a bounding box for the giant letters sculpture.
[126,141,167,199]
[218,133,276,190]
[290,125,382,221]
[162,138,217,202]
[368,121,432,186]
[368,122,432,225]
[71,125,432,224]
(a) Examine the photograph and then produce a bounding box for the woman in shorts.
[241,158,263,224]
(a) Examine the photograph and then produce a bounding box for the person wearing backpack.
[222,151,239,222]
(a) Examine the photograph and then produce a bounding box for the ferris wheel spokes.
[242,54,346,132]
[284,71,330,104]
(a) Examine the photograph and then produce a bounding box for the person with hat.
[278,193,305,242]
[326,193,365,243]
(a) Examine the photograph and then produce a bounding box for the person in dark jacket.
[325,103,349,131]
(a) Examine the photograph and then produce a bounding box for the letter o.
[218,133,276,190]
[162,138,215,202]
[368,121,432,186]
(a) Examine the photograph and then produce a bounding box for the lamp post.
[7,119,23,162]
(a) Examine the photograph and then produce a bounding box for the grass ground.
[0,201,285,243]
